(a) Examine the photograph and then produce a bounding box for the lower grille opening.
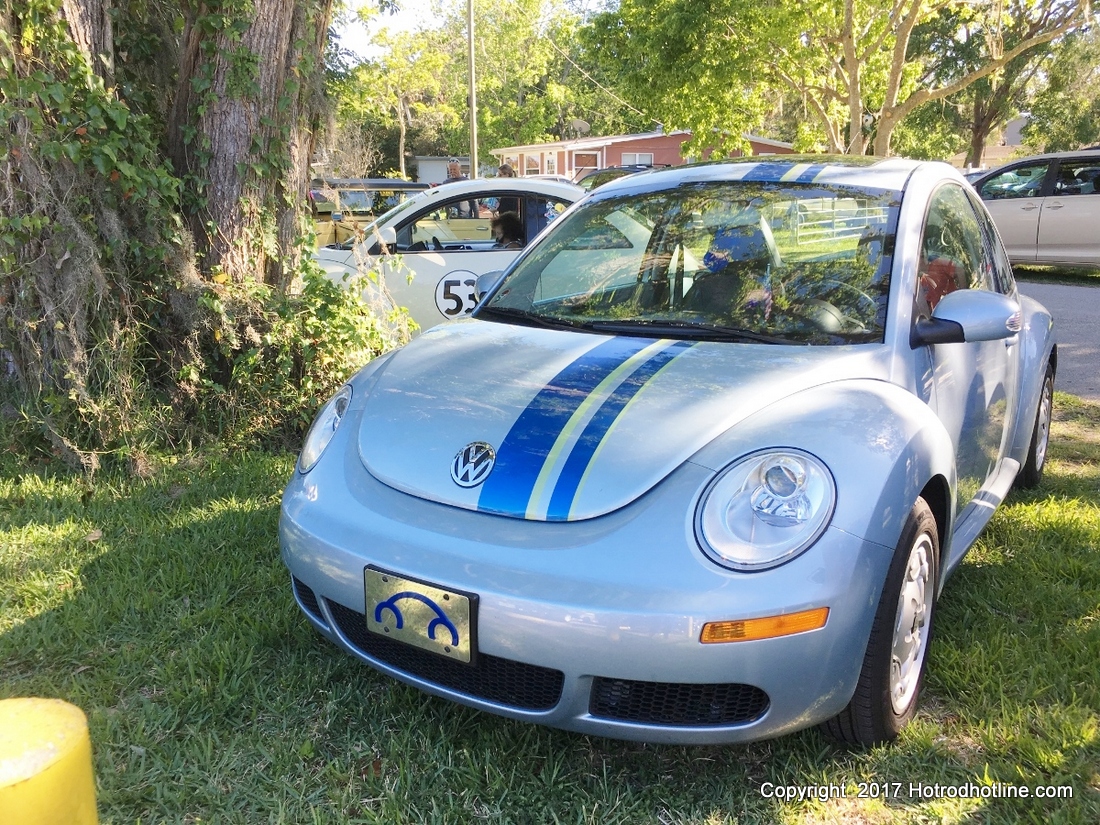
[327,599,564,712]
[292,576,326,625]
[590,677,769,726]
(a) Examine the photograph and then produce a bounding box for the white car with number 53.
[283,157,1055,747]
[313,177,582,330]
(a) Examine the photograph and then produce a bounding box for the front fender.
[687,378,957,557]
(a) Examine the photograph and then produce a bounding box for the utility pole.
[467,0,478,177]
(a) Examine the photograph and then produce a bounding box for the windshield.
[331,191,431,250]
[479,181,898,344]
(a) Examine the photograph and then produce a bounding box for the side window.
[978,162,1049,200]
[916,184,989,316]
[1053,161,1100,196]
[396,198,492,250]
[967,190,1016,296]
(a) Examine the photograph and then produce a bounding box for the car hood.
[358,320,888,521]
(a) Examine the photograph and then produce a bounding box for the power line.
[543,36,649,120]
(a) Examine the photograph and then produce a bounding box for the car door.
[1035,157,1100,265]
[916,183,1016,512]
[388,191,573,326]
[975,160,1052,263]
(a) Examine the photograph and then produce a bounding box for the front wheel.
[1017,364,1054,489]
[822,497,939,746]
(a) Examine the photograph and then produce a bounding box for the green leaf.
[108,106,128,131]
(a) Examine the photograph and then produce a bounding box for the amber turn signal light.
[701,606,829,643]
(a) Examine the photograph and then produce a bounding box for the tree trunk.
[398,96,408,178]
[60,0,113,81]
[843,0,865,154]
[966,97,996,169]
[167,0,333,287]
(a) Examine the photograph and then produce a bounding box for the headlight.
[696,449,835,571]
[298,385,353,473]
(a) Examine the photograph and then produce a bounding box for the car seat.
[684,223,770,314]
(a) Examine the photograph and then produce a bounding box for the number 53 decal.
[435,271,479,318]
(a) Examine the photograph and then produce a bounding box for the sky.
[336,0,441,61]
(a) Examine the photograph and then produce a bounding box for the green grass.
[2,400,1099,824]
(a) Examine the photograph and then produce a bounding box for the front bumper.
[279,420,896,745]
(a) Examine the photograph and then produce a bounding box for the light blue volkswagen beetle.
[280,157,1056,746]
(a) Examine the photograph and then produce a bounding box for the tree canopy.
[585,0,1093,156]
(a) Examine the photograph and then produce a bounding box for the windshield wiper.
[581,319,792,344]
[475,306,583,331]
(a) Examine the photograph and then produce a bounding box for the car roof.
[991,147,1100,163]
[424,177,584,197]
[312,178,429,189]
[577,167,648,190]
[526,174,576,183]
[589,155,939,196]
[580,164,663,175]
[366,177,585,227]
[971,148,1100,182]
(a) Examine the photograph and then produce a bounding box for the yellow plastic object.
[0,698,98,824]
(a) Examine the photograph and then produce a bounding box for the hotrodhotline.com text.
[759,781,1074,803]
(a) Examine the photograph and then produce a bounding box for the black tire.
[822,497,939,746]
[1017,364,1054,489]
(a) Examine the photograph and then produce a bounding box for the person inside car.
[491,211,524,249]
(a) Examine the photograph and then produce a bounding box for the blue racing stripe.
[742,162,802,182]
[545,340,695,521]
[795,163,827,183]
[742,161,826,184]
[477,336,654,516]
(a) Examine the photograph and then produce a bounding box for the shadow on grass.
[1,409,1099,823]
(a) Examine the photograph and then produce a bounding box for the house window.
[574,152,599,172]
[621,152,654,166]
[545,157,556,174]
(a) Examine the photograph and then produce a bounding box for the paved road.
[1017,280,1099,402]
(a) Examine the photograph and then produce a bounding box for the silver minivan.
[972,148,1100,268]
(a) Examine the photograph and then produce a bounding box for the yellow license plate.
[365,566,477,664]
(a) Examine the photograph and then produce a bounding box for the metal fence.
[790,199,889,246]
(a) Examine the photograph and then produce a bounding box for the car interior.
[398,195,570,253]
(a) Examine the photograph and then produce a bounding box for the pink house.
[491,129,794,182]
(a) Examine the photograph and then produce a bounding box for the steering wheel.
[789,298,846,333]
[820,279,878,318]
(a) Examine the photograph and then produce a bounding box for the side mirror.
[476,269,506,301]
[367,226,398,255]
[912,289,1022,347]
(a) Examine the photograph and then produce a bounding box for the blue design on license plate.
[365,566,478,664]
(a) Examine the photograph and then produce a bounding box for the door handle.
[1020,204,1039,211]
[1046,202,1064,210]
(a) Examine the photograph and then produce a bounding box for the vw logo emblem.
[451,442,496,488]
